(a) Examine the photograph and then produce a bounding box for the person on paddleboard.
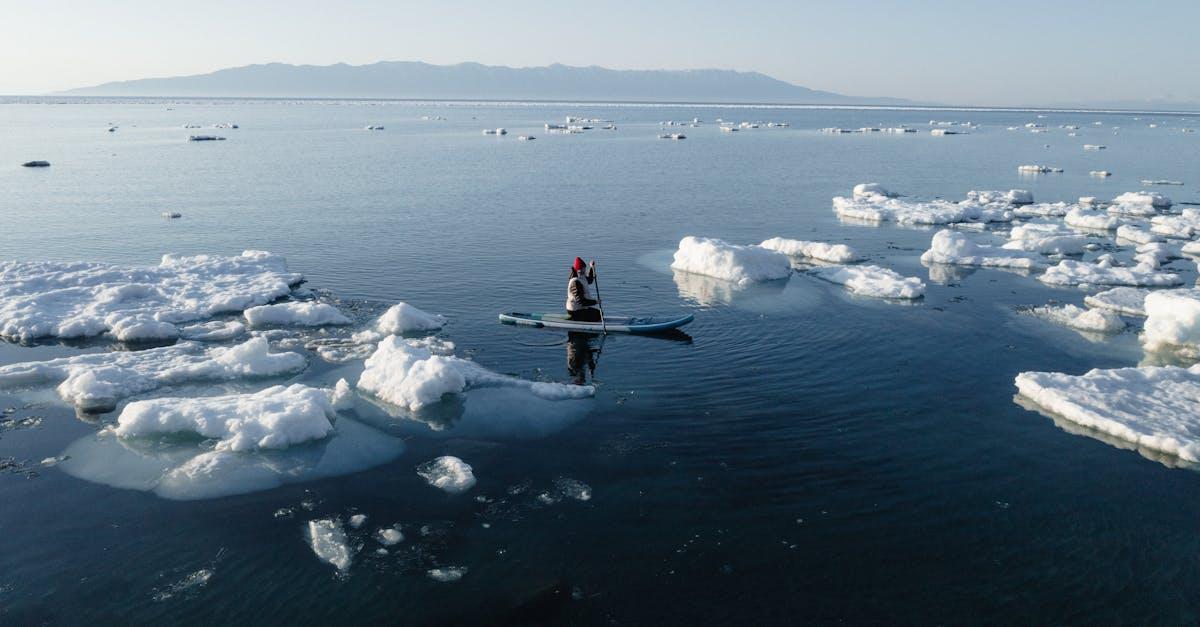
[566,257,602,322]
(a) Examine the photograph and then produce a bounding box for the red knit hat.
[573,257,585,271]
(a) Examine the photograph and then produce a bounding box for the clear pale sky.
[4,0,1198,106]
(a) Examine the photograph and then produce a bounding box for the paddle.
[592,261,607,335]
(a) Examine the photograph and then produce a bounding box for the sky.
[3,0,1198,106]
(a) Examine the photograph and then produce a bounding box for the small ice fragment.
[375,302,446,334]
[243,302,351,327]
[376,527,403,546]
[306,519,354,572]
[417,456,476,494]
[349,514,367,529]
[428,566,467,582]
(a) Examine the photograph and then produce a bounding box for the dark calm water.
[1,98,1199,625]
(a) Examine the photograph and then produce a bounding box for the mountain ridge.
[62,60,916,105]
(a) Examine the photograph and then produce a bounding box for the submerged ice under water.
[2,98,1200,624]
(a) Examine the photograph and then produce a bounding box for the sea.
[1,97,1198,625]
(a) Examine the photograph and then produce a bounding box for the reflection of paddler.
[566,332,599,385]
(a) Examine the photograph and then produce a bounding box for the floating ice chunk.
[1113,191,1172,209]
[965,189,1033,205]
[1025,304,1125,334]
[1039,259,1182,288]
[1090,171,1112,178]
[1116,225,1161,245]
[375,302,446,335]
[810,265,925,299]
[1183,241,1200,256]
[113,384,342,452]
[307,519,354,573]
[106,314,181,342]
[759,237,859,263]
[152,568,213,602]
[417,456,476,494]
[188,135,225,142]
[1018,165,1062,173]
[833,196,1013,226]
[377,527,403,545]
[179,320,246,341]
[852,183,889,201]
[1085,287,1151,316]
[244,302,351,328]
[1150,209,1200,239]
[1134,242,1173,268]
[161,212,182,219]
[1065,207,1121,231]
[1142,289,1200,358]
[22,160,50,167]
[1014,364,1200,462]
[59,415,402,500]
[670,237,790,285]
[428,566,467,582]
[1083,144,1106,150]
[349,514,367,529]
[330,378,354,410]
[0,337,306,412]
[921,230,1044,269]
[1002,223,1087,255]
[1012,202,1075,219]
[356,336,592,411]
[0,251,300,342]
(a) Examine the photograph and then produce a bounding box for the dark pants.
[567,308,602,322]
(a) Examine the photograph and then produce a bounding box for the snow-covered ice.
[670,237,791,285]
[1011,202,1075,219]
[375,302,446,335]
[243,302,351,327]
[1116,225,1161,245]
[0,336,306,412]
[112,383,344,452]
[851,183,890,201]
[1065,207,1121,231]
[965,189,1033,205]
[1113,191,1172,209]
[307,519,354,573]
[417,456,476,494]
[1142,289,1200,357]
[0,251,301,342]
[356,336,592,411]
[1085,287,1151,316]
[1025,304,1125,334]
[833,196,1014,226]
[377,527,403,546]
[759,237,859,264]
[1039,259,1182,288]
[1015,364,1200,462]
[179,320,247,341]
[1003,223,1087,255]
[921,230,1044,269]
[810,265,925,299]
[1150,209,1200,240]
[349,514,367,529]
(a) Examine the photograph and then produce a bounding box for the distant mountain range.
[62,61,915,105]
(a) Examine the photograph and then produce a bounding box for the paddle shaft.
[593,263,607,334]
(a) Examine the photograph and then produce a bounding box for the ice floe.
[243,302,351,327]
[377,527,403,546]
[417,456,476,494]
[1113,191,1172,209]
[0,250,301,342]
[759,237,859,264]
[1002,223,1087,255]
[59,415,402,500]
[921,230,1043,269]
[307,519,354,573]
[1011,202,1076,219]
[833,196,1014,226]
[356,336,592,411]
[1142,289,1200,358]
[1015,364,1200,462]
[965,190,1033,205]
[810,265,925,299]
[112,383,343,452]
[375,302,446,335]
[1064,207,1121,231]
[1024,304,1124,334]
[670,237,791,285]
[1085,287,1151,316]
[179,320,246,341]
[428,566,467,582]
[1039,259,1182,288]
[1018,165,1063,174]
[851,183,889,201]
[1116,225,1161,245]
[1150,209,1200,240]
[0,336,305,412]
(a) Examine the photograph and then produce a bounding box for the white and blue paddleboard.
[499,312,694,334]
